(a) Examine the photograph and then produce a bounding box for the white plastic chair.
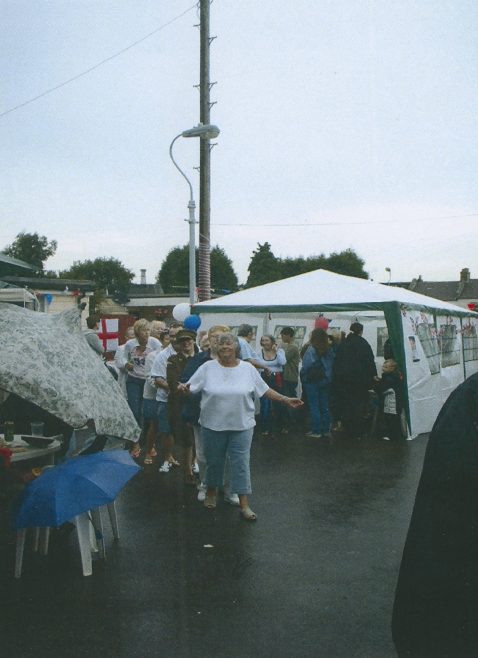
[14,501,119,578]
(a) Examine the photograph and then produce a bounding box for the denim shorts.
[143,398,158,422]
[157,401,171,433]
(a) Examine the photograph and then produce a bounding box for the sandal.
[240,507,257,522]
[144,455,153,465]
[204,494,217,509]
[168,458,180,467]
[159,461,170,473]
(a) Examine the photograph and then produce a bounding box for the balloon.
[314,316,329,330]
[184,315,201,330]
[172,303,190,322]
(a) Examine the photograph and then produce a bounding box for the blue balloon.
[184,315,201,330]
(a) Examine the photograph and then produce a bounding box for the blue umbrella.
[13,450,140,529]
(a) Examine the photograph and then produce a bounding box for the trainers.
[382,436,391,441]
[159,461,170,473]
[197,483,207,502]
[192,462,199,474]
[305,431,322,438]
[224,493,240,506]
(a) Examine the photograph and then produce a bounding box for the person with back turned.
[331,322,377,439]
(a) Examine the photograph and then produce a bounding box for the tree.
[244,246,368,288]
[322,249,368,279]
[157,244,238,294]
[245,242,282,288]
[60,257,135,298]
[3,231,57,274]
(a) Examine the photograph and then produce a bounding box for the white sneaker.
[197,482,207,502]
[192,462,199,474]
[159,461,170,473]
[382,436,391,441]
[224,493,240,506]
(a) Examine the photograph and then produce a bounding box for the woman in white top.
[179,332,302,521]
[258,334,286,437]
[125,319,159,458]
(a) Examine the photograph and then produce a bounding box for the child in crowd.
[374,359,404,441]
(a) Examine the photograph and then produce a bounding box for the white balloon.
[172,302,191,322]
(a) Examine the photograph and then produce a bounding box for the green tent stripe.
[193,301,477,318]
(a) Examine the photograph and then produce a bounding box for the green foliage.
[3,232,57,274]
[157,244,238,294]
[324,249,368,279]
[245,245,368,287]
[60,257,134,295]
[245,242,282,288]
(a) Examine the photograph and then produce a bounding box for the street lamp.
[169,124,220,305]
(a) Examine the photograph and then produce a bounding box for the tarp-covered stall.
[0,304,140,442]
[193,269,478,436]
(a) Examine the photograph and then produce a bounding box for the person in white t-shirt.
[114,326,136,396]
[124,319,160,458]
[179,332,303,521]
[150,322,183,472]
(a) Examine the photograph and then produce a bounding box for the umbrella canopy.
[13,450,140,528]
[0,303,140,441]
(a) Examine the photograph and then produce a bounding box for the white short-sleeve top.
[188,359,269,431]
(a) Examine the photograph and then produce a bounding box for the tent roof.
[193,269,477,317]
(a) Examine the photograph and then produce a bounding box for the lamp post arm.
[169,134,194,204]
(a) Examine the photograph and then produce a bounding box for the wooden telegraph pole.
[198,0,216,301]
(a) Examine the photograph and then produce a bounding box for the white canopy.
[193,269,478,437]
[194,269,473,316]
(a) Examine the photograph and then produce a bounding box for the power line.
[212,212,478,227]
[0,3,198,118]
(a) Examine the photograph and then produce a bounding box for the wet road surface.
[1,430,428,657]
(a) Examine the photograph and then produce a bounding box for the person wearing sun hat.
[166,329,198,484]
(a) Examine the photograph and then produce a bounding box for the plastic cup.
[30,422,45,436]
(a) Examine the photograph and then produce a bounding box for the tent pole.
[384,302,411,436]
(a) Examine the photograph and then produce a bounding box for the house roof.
[392,277,478,302]
[129,283,164,297]
[0,254,36,269]
[2,276,96,292]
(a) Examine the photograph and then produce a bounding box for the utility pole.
[198,0,216,301]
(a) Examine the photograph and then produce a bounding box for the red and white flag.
[98,318,119,352]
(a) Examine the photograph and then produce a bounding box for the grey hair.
[217,332,241,357]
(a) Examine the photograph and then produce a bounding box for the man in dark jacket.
[331,322,377,439]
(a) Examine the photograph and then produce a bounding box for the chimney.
[460,268,470,283]
[140,269,146,285]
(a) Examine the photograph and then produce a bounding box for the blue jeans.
[260,395,284,433]
[201,426,254,495]
[126,376,145,425]
[283,380,299,426]
[303,382,330,434]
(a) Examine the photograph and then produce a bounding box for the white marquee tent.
[193,269,478,436]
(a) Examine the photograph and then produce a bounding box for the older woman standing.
[179,332,303,521]
[258,334,286,437]
[124,319,159,458]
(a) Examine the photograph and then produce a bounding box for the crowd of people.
[84,316,405,520]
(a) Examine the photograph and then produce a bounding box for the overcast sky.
[2,1,477,286]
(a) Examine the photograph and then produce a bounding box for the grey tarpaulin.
[0,304,140,442]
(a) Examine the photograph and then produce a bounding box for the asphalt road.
[0,429,428,658]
